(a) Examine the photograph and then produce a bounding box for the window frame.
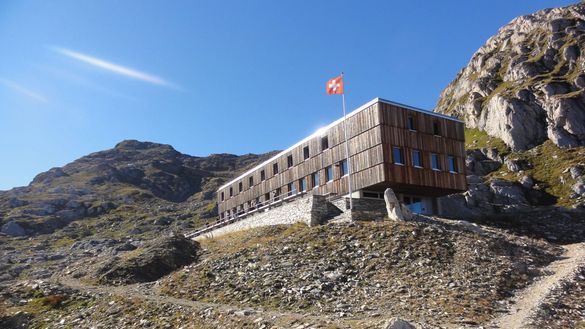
[325,165,333,182]
[431,153,441,171]
[312,171,320,189]
[340,159,349,177]
[260,170,266,181]
[407,115,416,131]
[448,155,458,173]
[393,146,404,165]
[412,149,423,168]
[299,177,307,192]
[303,146,310,160]
[321,136,329,151]
[273,162,279,175]
[287,154,293,168]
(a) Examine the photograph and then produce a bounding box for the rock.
[519,175,535,188]
[153,216,174,226]
[381,317,416,329]
[569,165,584,179]
[435,3,585,150]
[572,179,585,197]
[504,158,532,172]
[95,235,200,284]
[384,188,412,221]
[1,221,27,236]
[466,150,501,176]
[490,179,527,206]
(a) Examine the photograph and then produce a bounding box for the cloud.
[50,46,178,88]
[0,79,48,103]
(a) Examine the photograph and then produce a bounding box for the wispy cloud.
[50,46,178,88]
[0,79,48,103]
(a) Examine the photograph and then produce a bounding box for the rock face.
[436,3,585,151]
[95,235,200,284]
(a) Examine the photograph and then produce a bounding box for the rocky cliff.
[436,2,585,151]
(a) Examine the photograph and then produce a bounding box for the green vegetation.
[464,128,510,155]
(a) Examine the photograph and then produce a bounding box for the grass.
[464,128,510,155]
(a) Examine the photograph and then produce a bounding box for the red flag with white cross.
[326,75,344,95]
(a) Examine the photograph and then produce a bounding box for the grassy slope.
[465,128,584,207]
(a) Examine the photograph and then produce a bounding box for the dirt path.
[492,243,585,329]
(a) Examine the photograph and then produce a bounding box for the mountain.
[434,3,585,213]
[436,2,585,151]
[0,140,276,237]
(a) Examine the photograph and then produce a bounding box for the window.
[287,155,293,168]
[340,159,349,176]
[393,147,404,165]
[407,116,416,130]
[274,188,281,201]
[312,172,320,188]
[247,201,252,211]
[299,177,307,192]
[303,146,310,160]
[273,162,279,175]
[261,170,266,181]
[220,192,224,201]
[288,182,297,195]
[238,182,243,192]
[249,176,254,187]
[412,150,423,168]
[220,213,225,220]
[321,136,329,150]
[229,187,233,197]
[433,121,441,136]
[448,156,458,173]
[431,153,441,170]
[265,193,270,203]
[325,166,333,182]
[255,197,260,207]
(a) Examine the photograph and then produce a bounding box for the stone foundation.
[195,194,333,240]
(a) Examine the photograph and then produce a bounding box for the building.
[216,97,466,222]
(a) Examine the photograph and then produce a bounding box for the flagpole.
[340,72,353,214]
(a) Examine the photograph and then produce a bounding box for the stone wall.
[196,195,325,240]
[330,197,387,221]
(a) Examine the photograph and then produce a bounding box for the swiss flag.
[326,75,344,95]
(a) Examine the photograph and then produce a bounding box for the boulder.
[1,221,26,236]
[569,165,584,179]
[504,158,532,172]
[490,179,528,206]
[384,188,412,221]
[519,175,535,188]
[381,318,416,329]
[572,179,585,197]
[95,235,200,284]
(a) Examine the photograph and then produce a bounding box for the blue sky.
[0,0,577,190]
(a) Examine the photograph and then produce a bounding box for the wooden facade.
[217,98,466,219]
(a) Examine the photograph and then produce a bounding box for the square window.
[412,150,423,167]
[287,155,293,168]
[431,153,441,170]
[393,147,404,165]
[303,146,310,160]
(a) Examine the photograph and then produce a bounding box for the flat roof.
[218,98,463,191]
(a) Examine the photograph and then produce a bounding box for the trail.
[492,243,585,329]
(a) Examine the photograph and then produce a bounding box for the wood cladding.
[218,99,466,216]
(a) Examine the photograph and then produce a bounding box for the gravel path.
[492,243,585,329]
